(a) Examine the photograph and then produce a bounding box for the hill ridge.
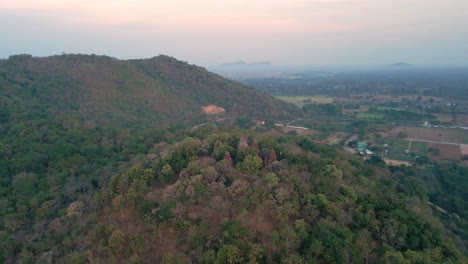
[0,54,301,129]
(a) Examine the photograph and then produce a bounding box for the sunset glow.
[1,0,467,65]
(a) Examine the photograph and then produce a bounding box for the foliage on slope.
[43,128,464,264]
[0,54,300,129]
[0,53,299,263]
[0,54,466,263]
[131,55,301,121]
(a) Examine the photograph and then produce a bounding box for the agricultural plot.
[342,105,369,113]
[375,138,427,161]
[383,126,468,144]
[377,107,405,111]
[410,141,427,155]
[435,113,453,123]
[356,112,384,121]
[387,139,411,160]
[281,126,318,136]
[427,143,463,162]
[457,114,468,126]
[376,138,410,160]
[275,96,333,107]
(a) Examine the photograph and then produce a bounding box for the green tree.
[366,155,386,168]
[235,116,253,129]
[236,155,262,175]
[263,172,279,187]
[109,230,127,253]
[215,245,243,264]
[12,172,38,197]
[414,155,430,166]
[397,131,408,138]
[160,164,175,184]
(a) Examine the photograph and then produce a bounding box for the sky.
[1,0,468,66]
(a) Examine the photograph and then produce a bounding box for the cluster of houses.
[352,141,392,158]
[253,119,265,125]
[355,142,374,156]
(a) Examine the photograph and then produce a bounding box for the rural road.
[343,134,359,154]
[275,124,309,130]
[191,117,232,130]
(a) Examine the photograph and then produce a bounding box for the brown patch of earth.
[383,126,468,144]
[435,113,453,123]
[325,132,349,144]
[202,105,225,115]
[236,205,276,235]
[282,127,317,136]
[384,159,411,166]
[457,114,468,126]
[460,145,468,164]
[428,143,464,162]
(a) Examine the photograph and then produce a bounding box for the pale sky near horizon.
[1,0,467,66]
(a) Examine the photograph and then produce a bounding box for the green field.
[275,95,333,107]
[410,141,427,155]
[387,139,411,160]
[356,112,385,120]
[375,137,428,161]
[377,107,405,111]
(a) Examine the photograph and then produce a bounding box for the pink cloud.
[2,2,365,36]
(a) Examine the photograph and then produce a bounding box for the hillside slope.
[29,128,468,263]
[0,54,300,128]
[0,54,466,263]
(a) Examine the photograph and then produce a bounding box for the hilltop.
[0,54,299,129]
[219,60,272,67]
[389,62,413,68]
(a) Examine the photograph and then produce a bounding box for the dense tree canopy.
[0,54,466,263]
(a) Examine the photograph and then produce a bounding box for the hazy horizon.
[2,0,468,66]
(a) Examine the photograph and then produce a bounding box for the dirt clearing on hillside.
[384,159,412,166]
[202,105,225,114]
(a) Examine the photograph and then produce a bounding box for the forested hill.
[0,54,300,128]
[0,54,466,263]
[0,53,298,263]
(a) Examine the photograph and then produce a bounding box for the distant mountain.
[219,60,272,67]
[0,54,299,129]
[389,62,413,68]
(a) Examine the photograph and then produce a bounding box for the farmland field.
[427,143,463,162]
[375,138,427,161]
[410,141,427,155]
[342,105,369,113]
[281,126,318,136]
[376,138,410,160]
[356,112,384,120]
[377,106,405,111]
[383,126,468,144]
[387,139,411,160]
[334,94,445,104]
[435,113,453,123]
[275,95,333,107]
[457,114,468,125]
